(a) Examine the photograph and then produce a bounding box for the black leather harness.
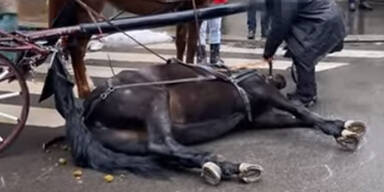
[84,59,259,122]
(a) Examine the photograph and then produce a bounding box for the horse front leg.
[68,36,93,98]
[252,109,312,129]
[261,86,367,151]
[145,90,262,185]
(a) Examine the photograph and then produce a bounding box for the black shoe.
[247,30,255,40]
[349,2,356,11]
[210,44,223,65]
[359,1,373,10]
[287,92,317,108]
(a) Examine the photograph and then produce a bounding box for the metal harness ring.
[100,87,115,100]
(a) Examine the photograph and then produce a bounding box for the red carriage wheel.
[0,54,30,153]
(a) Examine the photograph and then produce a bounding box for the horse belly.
[107,0,174,15]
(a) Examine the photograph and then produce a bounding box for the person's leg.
[260,10,270,38]
[349,0,357,11]
[287,58,317,107]
[208,17,223,65]
[197,21,208,64]
[359,0,373,10]
[247,1,256,39]
[0,13,18,62]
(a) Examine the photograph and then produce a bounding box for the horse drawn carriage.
[0,0,367,186]
[0,2,248,152]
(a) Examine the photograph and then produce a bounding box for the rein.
[100,75,217,100]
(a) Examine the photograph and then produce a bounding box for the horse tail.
[41,52,162,176]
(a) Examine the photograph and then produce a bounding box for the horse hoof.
[202,162,222,186]
[336,120,367,151]
[344,120,366,137]
[238,163,263,183]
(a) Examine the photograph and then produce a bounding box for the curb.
[222,35,384,44]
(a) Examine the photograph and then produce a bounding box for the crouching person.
[262,0,346,107]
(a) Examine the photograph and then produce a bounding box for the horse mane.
[42,53,164,176]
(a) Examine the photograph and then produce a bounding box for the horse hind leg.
[68,0,105,98]
[185,21,200,64]
[145,90,262,185]
[68,36,93,98]
[176,24,188,61]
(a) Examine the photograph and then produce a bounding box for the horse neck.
[236,72,266,100]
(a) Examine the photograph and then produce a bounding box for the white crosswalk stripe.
[85,51,349,72]
[0,42,381,128]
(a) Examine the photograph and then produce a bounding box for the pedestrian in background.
[0,0,18,32]
[247,0,270,40]
[197,0,227,66]
[349,0,373,11]
[263,0,346,107]
[0,0,18,62]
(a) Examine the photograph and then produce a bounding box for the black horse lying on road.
[41,55,366,185]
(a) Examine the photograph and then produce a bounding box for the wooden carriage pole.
[28,2,256,40]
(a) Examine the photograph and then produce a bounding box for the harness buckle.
[100,87,116,100]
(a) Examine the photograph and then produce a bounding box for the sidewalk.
[221,34,384,44]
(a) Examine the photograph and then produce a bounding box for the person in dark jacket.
[263,0,346,107]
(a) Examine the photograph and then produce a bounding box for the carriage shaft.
[27,2,248,40]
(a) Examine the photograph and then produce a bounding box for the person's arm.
[263,0,298,59]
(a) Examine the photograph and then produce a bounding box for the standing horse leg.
[185,21,200,64]
[69,0,104,98]
[176,24,187,61]
[145,90,261,185]
[68,36,92,98]
[258,86,366,150]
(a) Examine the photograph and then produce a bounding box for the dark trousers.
[349,0,366,3]
[294,58,317,98]
[247,2,270,36]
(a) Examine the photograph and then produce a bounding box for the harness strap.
[169,61,254,122]
[86,63,257,123]
[83,75,216,121]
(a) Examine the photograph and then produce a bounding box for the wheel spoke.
[0,111,19,122]
[0,136,3,143]
[0,68,15,82]
[0,68,9,79]
[0,92,21,100]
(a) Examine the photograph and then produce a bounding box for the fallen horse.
[41,54,366,185]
